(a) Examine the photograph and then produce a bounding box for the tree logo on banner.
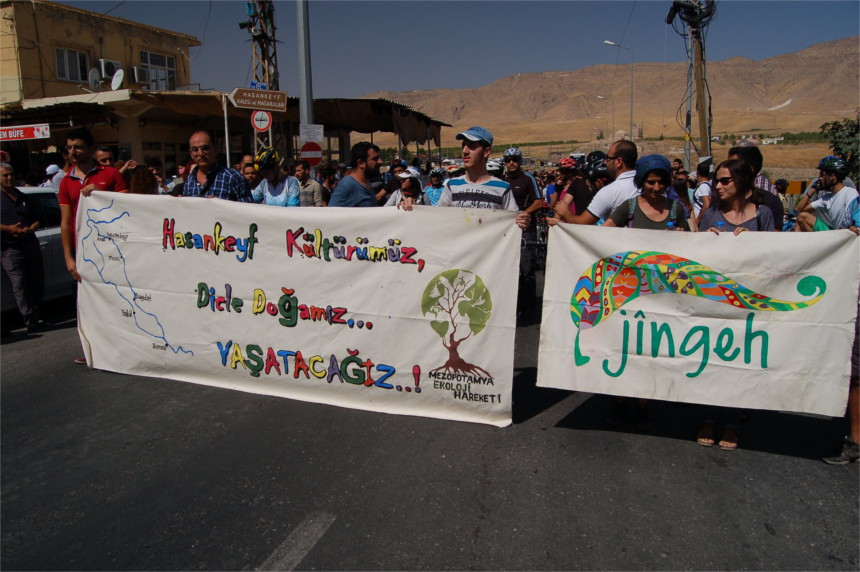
[569,250,826,367]
[422,269,492,377]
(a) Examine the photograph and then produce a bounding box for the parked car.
[1,187,75,313]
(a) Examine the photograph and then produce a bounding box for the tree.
[820,115,859,182]
[421,269,492,376]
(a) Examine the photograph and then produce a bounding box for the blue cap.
[634,154,672,188]
[456,126,493,147]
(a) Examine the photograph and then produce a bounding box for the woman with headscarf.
[603,154,687,230]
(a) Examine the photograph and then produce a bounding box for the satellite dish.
[88,68,101,91]
[110,69,124,91]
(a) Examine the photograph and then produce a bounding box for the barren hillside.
[364,36,859,149]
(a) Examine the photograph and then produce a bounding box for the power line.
[102,1,125,16]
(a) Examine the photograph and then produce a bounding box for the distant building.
[0,0,200,105]
[0,0,448,177]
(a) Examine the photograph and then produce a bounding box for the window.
[56,48,89,82]
[140,50,177,91]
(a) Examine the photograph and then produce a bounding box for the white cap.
[396,166,421,180]
[46,164,61,175]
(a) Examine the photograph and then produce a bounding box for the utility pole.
[666,0,716,162]
[691,23,710,157]
[241,0,281,152]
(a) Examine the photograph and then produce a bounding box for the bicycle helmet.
[774,178,789,192]
[586,150,607,167]
[587,159,609,183]
[254,147,281,171]
[818,155,850,177]
[503,147,523,160]
[486,159,504,177]
[559,157,576,170]
[430,168,445,178]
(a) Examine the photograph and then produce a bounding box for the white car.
[1,187,75,313]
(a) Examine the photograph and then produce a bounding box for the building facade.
[1,0,199,105]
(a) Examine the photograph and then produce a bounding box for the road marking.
[257,512,336,571]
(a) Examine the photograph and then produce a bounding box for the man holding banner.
[329,142,382,207]
[182,130,253,203]
[436,126,530,231]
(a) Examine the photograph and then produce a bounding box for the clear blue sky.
[63,0,859,100]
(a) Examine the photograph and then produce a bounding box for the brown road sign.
[228,88,288,112]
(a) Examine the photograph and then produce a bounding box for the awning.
[3,90,450,146]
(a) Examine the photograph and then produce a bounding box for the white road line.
[257,512,336,571]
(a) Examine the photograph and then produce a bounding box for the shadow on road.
[555,393,849,460]
[512,365,571,424]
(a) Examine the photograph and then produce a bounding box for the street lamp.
[603,40,634,139]
[597,95,615,140]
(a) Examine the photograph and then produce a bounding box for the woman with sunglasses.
[695,158,775,451]
[699,158,775,235]
[384,166,426,207]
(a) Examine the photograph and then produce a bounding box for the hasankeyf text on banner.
[76,192,521,426]
[538,224,859,417]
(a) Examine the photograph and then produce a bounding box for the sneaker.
[74,356,87,364]
[26,320,46,332]
[822,437,860,465]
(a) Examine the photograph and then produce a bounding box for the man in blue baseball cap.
[435,126,528,230]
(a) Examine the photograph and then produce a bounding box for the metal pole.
[222,93,231,164]
[628,48,634,139]
[603,41,634,139]
[297,0,314,174]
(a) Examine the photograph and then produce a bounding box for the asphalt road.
[2,296,858,571]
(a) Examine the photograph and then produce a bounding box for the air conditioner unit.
[98,59,123,79]
[131,66,149,84]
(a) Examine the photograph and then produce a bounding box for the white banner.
[76,193,521,426]
[538,224,860,416]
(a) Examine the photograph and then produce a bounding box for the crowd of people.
[2,124,858,464]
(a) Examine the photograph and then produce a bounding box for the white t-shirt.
[437,175,517,211]
[692,181,711,218]
[812,186,860,229]
[51,169,66,194]
[586,170,637,220]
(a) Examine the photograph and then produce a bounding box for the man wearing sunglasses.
[503,147,543,313]
[182,130,253,203]
[561,140,638,226]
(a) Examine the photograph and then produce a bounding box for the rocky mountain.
[364,36,859,146]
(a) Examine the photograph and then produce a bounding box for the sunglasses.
[504,157,520,162]
[190,145,212,153]
[715,177,734,186]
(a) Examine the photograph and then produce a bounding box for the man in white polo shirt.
[563,139,638,225]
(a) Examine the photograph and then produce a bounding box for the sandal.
[719,427,739,451]
[696,422,715,447]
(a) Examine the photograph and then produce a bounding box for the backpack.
[626,197,680,228]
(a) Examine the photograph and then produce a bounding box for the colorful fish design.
[570,251,826,365]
